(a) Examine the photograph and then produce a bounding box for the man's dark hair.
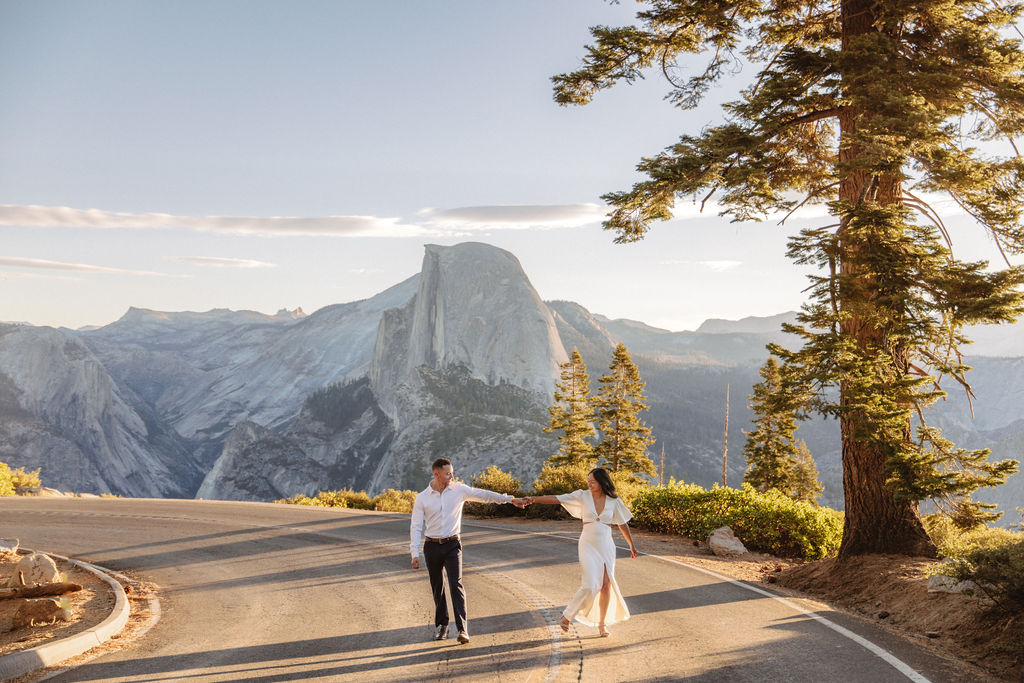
[432,457,452,471]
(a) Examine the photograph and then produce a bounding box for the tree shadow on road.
[52,615,559,682]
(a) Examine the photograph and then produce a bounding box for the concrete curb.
[0,551,130,681]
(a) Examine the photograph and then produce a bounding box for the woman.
[526,467,638,637]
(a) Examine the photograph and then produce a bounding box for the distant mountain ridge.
[1,241,1021,523]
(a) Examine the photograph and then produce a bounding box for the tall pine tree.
[543,348,597,467]
[593,343,656,477]
[554,0,1023,557]
[743,358,823,504]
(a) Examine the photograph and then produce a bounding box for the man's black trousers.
[423,538,466,633]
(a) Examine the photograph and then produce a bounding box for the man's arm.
[464,481,528,507]
[410,493,424,569]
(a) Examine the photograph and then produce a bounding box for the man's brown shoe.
[457,630,469,644]
[434,625,449,640]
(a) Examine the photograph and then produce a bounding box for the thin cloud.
[659,259,744,271]
[0,192,970,240]
[0,256,171,276]
[177,256,277,269]
[2,201,630,237]
[0,270,79,282]
[420,203,607,230]
[700,260,743,271]
[0,204,421,237]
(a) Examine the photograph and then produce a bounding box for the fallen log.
[0,582,83,600]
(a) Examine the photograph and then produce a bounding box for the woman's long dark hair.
[589,467,618,498]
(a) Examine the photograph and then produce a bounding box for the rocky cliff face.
[79,277,418,465]
[200,243,567,498]
[371,243,567,423]
[2,240,1021,521]
[0,323,200,496]
[195,378,394,501]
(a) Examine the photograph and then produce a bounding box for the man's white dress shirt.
[410,481,513,558]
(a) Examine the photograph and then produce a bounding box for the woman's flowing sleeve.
[610,497,633,525]
[556,490,585,519]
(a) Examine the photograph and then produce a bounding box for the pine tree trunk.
[837,0,936,559]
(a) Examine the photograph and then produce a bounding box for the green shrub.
[0,462,42,496]
[373,488,417,513]
[277,488,419,511]
[0,463,14,497]
[938,537,1024,615]
[471,466,523,496]
[275,493,326,507]
[531,461,591,497]
[325,489,373,509]
[465,466,525,517]
[631,482,842,560]
[922,513,1020,559]
[527,462,649,519]
[10,466,40,489]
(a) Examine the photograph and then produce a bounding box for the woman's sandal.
[598,624,610,637]
[559,617,571,633]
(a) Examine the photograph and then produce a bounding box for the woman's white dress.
[555,489,633,626]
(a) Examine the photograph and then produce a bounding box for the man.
[410,457,527,644]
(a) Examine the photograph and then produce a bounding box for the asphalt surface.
[0,497,983,682]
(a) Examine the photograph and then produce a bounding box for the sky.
[1,1,1017,332]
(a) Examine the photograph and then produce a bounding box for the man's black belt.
[425,535,459,543]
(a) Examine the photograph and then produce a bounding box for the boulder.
[0,539,18,556]
[12,598,69,629]
[708,526,748,557]
[927,561,980,595]
[7,553,60,588]
[927,573,979,594]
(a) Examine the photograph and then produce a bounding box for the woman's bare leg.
[598,567,611,636]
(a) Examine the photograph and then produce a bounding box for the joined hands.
[511,497,534,508]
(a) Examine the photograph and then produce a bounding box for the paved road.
[0,498,982,682]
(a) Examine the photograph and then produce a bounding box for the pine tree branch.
[777,107,844,130]
[747,36,799,100]
[970,96,1021,157]
[778,181,840,225]
[943,189,1014,268]
[901,191,954,253]
[917,347,977,418]
[985,0,1024,40]
[856,174,879,206]
[700,186,718,212]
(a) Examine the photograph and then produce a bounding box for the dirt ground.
[0,552,113,656]
[777,555,1023,682]
[0,551,160,683]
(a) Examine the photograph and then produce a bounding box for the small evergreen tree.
[543,348,597,467]
[788,446,824,505]
[593,343,656,477]
[743,358,823,504]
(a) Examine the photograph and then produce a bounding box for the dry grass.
[0,553,112,656]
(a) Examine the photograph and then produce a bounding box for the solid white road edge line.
[63,504,929,682]
[464,520,933,683]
